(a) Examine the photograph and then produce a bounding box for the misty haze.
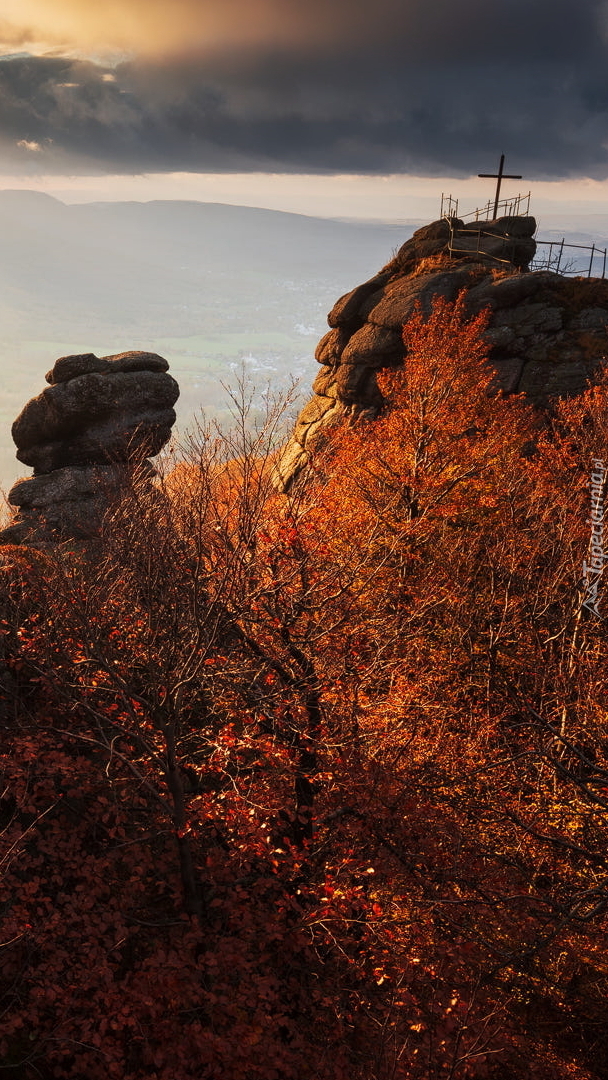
[0,190,413,494]
[1,190,607,498]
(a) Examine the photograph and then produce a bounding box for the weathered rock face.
[275,218,608,489]
[386,215,537,276]
[1,351,179,544]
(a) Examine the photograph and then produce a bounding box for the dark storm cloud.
[1,0,607,178]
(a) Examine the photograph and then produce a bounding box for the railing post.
[447,217,455,259]
[602,248,606,280]
[589,244,595,278]
[557,238,564,275]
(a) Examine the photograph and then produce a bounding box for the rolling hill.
[0,191,415,494]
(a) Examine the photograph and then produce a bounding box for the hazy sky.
[0,0,607,217]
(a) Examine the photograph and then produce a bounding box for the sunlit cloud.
[17,139,43,151]
[0,0,518,59]
[0,1,605,182]
[0,0,345,58]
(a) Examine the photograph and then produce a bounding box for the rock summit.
[275,216,608,488]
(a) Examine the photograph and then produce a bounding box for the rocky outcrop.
[275,218,608,489]
[1,351,179,544]
[384,215,537,276]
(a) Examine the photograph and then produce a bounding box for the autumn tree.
[3,307,608,1080]
[1,380,422,1079]
[299,293,608,1077]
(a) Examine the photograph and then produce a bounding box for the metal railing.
[438,192,607,277]
[440,191,531,222]
[443,219,525,268]
[531,239,607,279]
[440,193,459,218]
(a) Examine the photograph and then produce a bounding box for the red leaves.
[3,337,608,1080]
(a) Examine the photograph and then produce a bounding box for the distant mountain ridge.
[1,192,606,500]
[0,192,413,494]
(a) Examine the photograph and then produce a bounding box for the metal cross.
[478,154,522,220]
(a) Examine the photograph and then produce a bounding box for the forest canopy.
[2,296,608,1080]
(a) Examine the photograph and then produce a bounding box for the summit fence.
[438,192,606,279]
[530,239,607,279]
[440,191,531,221]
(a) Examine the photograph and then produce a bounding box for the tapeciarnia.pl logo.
[582,458,606,617]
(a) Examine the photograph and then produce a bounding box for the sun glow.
[0,0,338,60]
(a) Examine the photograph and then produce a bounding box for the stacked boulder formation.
[275,216,608,489]
[0,350,179,544]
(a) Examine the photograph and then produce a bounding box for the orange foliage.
[2,306,608,1078]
